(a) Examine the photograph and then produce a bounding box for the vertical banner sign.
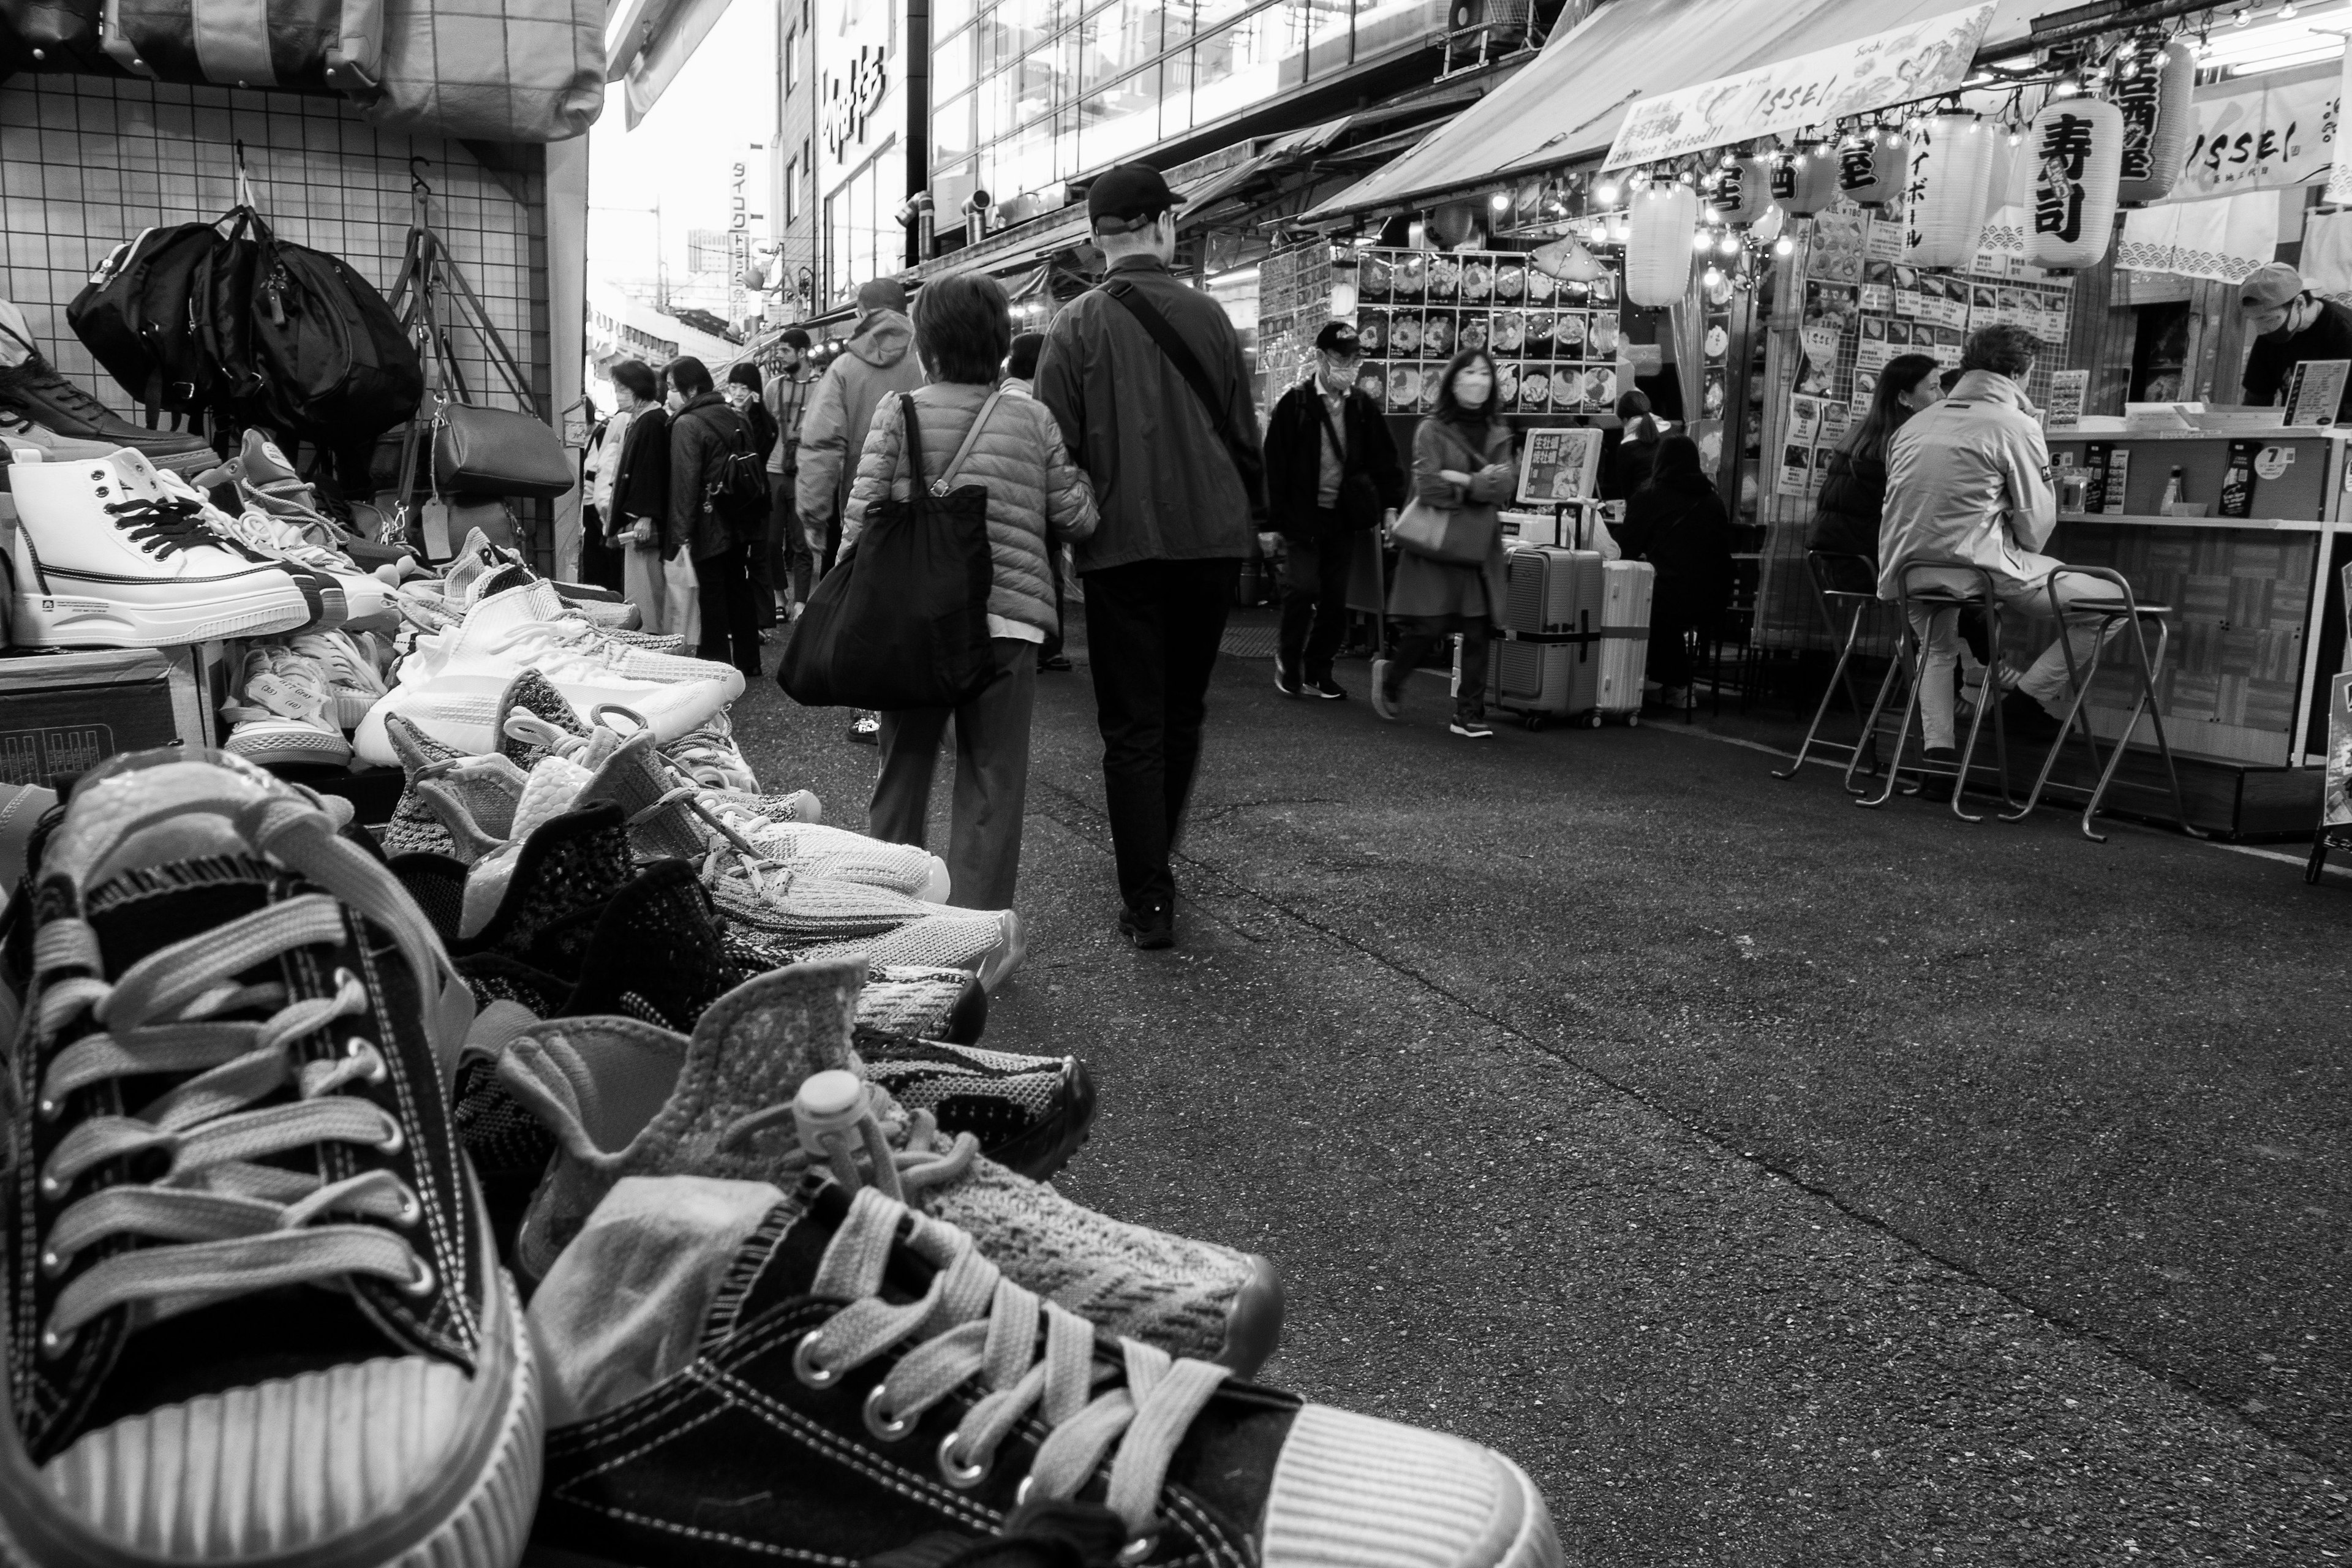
[729,157,749,328]
[2029,99,2124,270]
[2114,53,2161,189]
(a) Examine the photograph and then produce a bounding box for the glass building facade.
[928,0,1442,209]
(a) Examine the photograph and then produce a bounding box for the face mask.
[1453,367,1493,407]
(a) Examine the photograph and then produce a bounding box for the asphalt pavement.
[733,613,2350,1567]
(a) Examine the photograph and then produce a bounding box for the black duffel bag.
[777,391,998,712]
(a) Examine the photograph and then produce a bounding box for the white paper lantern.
[1624,182,1700,307]
[2027,97,2125,270]
[1771,144,1840,216]
[1902,114,2000,269]
[1839,130,1906,208]
[2114,39,2195,206]
[1708,156,1772,224]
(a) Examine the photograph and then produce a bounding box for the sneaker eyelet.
[36,1096,62,1123]
[392,1188,423,1228]
[939,1433,990,1489]
[375,1123,405,1157]
[39,1247,69,1278]
[37,1169,64,1200]
[347,1038,386,1082]
[862,1383,913,1441]
[1013,1476,1036,1508]
[1117,1532,1158,1566]
[792,1330,839,1389]
[400,1257,435,1295]
[37,1324,70,1359]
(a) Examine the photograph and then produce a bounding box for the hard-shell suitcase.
[1594,559,1655,723]
[1483,544,1601,729]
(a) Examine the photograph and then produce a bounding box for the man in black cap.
[1035,162,1267,950]
[1262,320,1404,699]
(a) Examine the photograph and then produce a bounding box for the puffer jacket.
[1808,446,1888,565]
[796,308,925,525]
[1878,369,2059,602]
[841,382,1098,638]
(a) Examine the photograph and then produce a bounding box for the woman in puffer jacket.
[843,273,1098,911]
[1808,352,1940,592]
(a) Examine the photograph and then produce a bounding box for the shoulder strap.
[897,392,930,492]
[1103,277,1250,466]
[1311,388,1346,454]
[933,389,1007,494]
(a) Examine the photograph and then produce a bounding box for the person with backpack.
[1615,432,1733,711]
[725,363,782,634]
[1033,164,1265,950]
[845,274,1097,911]
[665,356,765,680]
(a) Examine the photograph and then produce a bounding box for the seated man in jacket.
[1880,323,2119,760]
[1263,322,1404,699]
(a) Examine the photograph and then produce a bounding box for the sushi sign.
[1602,3,1994,169]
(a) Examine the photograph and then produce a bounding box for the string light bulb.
[1718,233,1741,255]
[1702,266,1724,288]
[1692,227,1714,251]
[1595,181,1621,205]
[1490,190,1511,212]
[1773,234,1796,256]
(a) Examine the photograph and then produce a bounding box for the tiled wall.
[1,72,551,440]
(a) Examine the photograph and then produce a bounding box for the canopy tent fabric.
[611,0,735,128]
[1300,0,2045,224]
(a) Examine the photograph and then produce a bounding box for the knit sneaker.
[0,321,217,475]
[662,708,761,791]
[291,627,390,728]
[499,958,1281,1371]
[858,1030,1095,1183]
[524,1175,1555,1568]
[220,641,355,767]
[0,750,541,1567]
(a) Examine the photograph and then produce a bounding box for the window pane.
[934,0,974,39]
[1082,0,1161,91]
[933,90,975,170]
[1196,0,1257,37]
[1076,64,1159,172]
[1164,0,1196,45]
[933,26,974,102]
[978,67,1016,143]
[1354,0,1428,56]
[1052,107,1079,182]
[1306,0,1349,77]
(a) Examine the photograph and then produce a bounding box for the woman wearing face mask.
[1373,347,1514,738]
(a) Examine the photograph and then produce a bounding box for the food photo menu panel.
[1354,247,1624,416]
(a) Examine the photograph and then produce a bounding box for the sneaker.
[0,324,217,475]
[1119,900,1174,950]
[1307,675,1347,701]
[1653,685,1691,709]
[197,494,398,627]
[848,711,881,745]
[353,577,742,765]
[5,450,313,646]
[0,750,541,1566]
[499,958,1283,1369]
[661,707,761,791]
[1371,659,1401,722]
[523,1175,1553,1568]
[441,528,641,630]
[2003,699,2068,747]
[858,1031,1095,1182]
[0,409,154,466]
[1038,652,1073,672]
[220,642,354,766]
[1450,717,1495,739]
[1273,660,1303,697]
[290,627,390,728]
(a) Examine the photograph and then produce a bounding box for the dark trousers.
[579,505,625,593]
[1082,556,1241,914]
[1650,578,1705,688]
[1039,547,1066,664]
[744,502,776,630]
[1276,522,1354,682]
[694,541,764,679]
[772,473,812,609]
[1387,615,1490,720]
[870,636,1038,911]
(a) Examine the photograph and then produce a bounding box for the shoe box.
[0,643,219,788]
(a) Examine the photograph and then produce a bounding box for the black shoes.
[2003,699,2068,747]
[1119,900,1175,950]
[1273,662,1303,698]
[0,325,217,475]
[1306,676,1346,701]
[1038,652,1074,673]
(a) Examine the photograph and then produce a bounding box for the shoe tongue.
[496,669,591,766]
[454,581,559,650]
[511,755,597,842]
[86,850,281,972]
[563,861,740,1030]
[42,755,289,905]
[676,958,865,1147]
[576,731,708,861]
[243,431,299,484]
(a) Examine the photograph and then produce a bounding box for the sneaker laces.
[480,620,643,679]
[26,783,456,1356]
[796,1185,1231,1545]
[0,349,116,424]
[107,496,215,558]
[716,1069,976,1205]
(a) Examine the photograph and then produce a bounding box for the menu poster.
[1865,216,1905,263]
[1516,427,1605,503]
[2325,673,2352,827]
[1820,401,1850,443]
[2044,368,2089,429]
[1778,443,1814,496]
[1788,393,1825,445]
[2284,359,2351,428]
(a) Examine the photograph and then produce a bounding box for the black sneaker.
[0,325,217,475]
[525,1177,1558,1568]
[1273,661,1303,697]
[857,1028,1097,1182]
[1119,900,1175,950]
[849,712,881,745]
[1450,717,1496,739]
[1307,675,1348,701]
[2003,699,2067,747]
[1038,652,1074,673]
[2,750,539,1564]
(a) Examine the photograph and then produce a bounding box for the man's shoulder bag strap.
[1101,277,1262,503]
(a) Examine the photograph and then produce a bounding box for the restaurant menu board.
[1517,427,1605,502]
[1256,243,1336,423]
[2324,672,2352,828]
[1354,247,1624,416]
[2284,359,2351,429]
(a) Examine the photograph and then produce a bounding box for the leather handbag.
[1391,496,1493,565]
[433,402,576,500]
[778,393,1000,712]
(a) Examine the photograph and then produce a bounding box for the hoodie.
[794,309,924,525]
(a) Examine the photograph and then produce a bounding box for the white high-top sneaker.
[6,450,312,647]
[352,577,742,766]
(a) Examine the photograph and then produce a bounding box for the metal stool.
[1773,551,1883,785]
[1854,563,2015,821]
[1997,567,2203,843]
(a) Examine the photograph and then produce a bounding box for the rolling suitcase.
[1482,544,1602,730]
[1594,559,1655,724]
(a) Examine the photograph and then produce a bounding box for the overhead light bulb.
[1693,228,1714,251]
[1702,266,1724,288]
[1773,234,1795,256]
[1607,220,1630,243]
[1490,191,1511,212]
[2008,128,2023,145]
[1718,233,1741,255]
[1595,181,1621,205]
[2052,77,2077,96]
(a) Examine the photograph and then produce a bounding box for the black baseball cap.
[1314,321,1362,356]
[1088,164,1182,233]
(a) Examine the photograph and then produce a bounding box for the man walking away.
[1263,320,1403,699]
[665,356,766,680]
[1034,163,1266,950]
[763,328,816,619]
[797,277,925,744]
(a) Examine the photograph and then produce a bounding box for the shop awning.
[1299,0,2046,224]
[611,0,736,129]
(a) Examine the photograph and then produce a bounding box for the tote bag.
[778,393,1001,712]
[1392,496,1494,565]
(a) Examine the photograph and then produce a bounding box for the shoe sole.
[332,690,383,729]
[0,1254,542,1568]
[10,581,313,648]
[225,725,355,768]
[1218,1253,1286,1379]
[986,1055,1096,1183]
[1489,1451,1565,1568]
[1450,728,1495,739]
[1274,669,1302,697]
[974,910,1026,992]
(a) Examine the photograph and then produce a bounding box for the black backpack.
[191,208,269,428]
[66,221,222,424]
[245,222,423,445]
[696,405,769,526]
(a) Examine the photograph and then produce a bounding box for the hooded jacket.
[795,309,924,524]
[666,390,755,562]
[1877,369,2059,602]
